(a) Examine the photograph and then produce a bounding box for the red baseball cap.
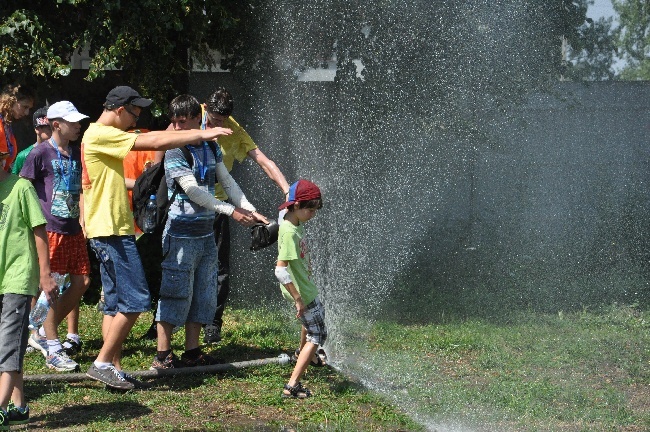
[278,179,321,210]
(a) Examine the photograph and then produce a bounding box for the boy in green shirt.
[11,107,51,175]
[0,151,56,428]
[274,179,326,398]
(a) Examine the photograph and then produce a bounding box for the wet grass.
[356,304,650,431]
[21,303,649,431]
[22,306,422,431]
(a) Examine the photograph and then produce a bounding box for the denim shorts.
[156,234,218,327]
[298,297,327,346]
[0,294,31,372]
[89,235,151,316]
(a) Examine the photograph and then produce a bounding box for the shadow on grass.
[30,401,152,429]
[209,342,288,362]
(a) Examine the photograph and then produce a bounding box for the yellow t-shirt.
[214,116,257,201]
[81,123,137,237]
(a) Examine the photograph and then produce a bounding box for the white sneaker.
[27,334,48,358]
[46,350,80,372]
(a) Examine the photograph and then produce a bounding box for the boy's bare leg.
[10,373,24,408]
[65,274,89,336]
[42,274,89,341]
[66,305,80,335]
[0,371,20,411]
[184,322,202,352]
[97,312,139,368]
[288,341,318,387]
[297,327,321,363]
[299,327,307,351]
[156,321,174,352]
[101,314,122,368]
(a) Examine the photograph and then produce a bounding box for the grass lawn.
[22,305,421,431]
[21,303,649,431]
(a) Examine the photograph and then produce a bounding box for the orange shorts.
[47,231,91,276]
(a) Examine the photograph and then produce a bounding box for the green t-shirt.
[276,219,318,305]
[11,143,36,175]
[0,175,47,296]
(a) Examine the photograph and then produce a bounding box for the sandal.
[282,382,312,399]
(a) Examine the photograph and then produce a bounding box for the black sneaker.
[86,364,134,390]
[181,350,221,367]
[120,372,151,389]
[141,321,158,341]
[62,338,83,356]
[0,409,8,431]
[203,325,222,344]
[7,403,29,426]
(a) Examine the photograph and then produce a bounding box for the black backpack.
[132,142,218,234]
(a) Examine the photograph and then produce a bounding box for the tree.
[1,0,594,110]
[0,0,243,107]
[612,0,650,79]
[566,15,618,80]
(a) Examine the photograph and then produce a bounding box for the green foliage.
[0,9,72,78]
[613,0,650,79]
[1,0,600,108]
[567,0,650,80]
[0,0,243,106]
[566,15,618,80]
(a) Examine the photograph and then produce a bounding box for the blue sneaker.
[27,334,48,358]
[46,350,80,372]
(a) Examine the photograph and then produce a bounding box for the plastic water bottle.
[142,194,157,233]
[29,273,66,329]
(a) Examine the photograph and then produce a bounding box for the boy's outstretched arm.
[247,149,290,198]
[33,224,57,303]
[275,260,305,318]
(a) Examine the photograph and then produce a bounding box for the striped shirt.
[164,143,222,238]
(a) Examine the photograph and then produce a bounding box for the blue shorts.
[156,235,218,327]
[0,294,31,372]
[89,236,151,316]
[298,297,327,346]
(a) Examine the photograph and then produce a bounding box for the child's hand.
[231,207,257,227]
[40,273,58,304]
[294,298,306,318]
[251,211,269,225]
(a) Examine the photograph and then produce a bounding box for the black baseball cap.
[104,86,153,109]
[33,106,49,128]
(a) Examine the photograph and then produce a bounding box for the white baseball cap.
[47,101,89,122]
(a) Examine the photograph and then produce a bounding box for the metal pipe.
[24,354,291,383]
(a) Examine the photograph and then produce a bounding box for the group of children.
[0,83,326,427]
